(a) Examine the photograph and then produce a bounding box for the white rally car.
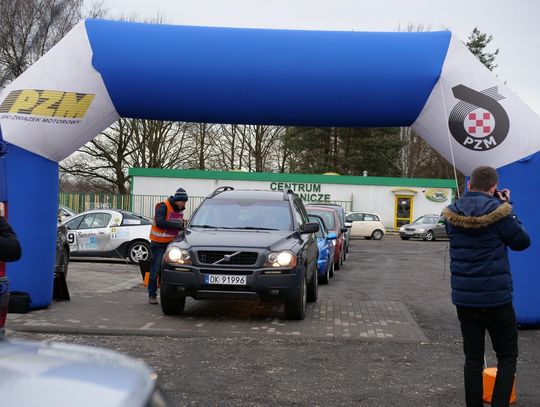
[61,209,152,263]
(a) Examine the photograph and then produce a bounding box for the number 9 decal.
[67,232,76,245]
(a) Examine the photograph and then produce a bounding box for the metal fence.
[59,192,352,219]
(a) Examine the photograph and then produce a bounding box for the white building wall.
[132,175,453,229]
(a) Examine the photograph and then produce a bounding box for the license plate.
[204,275,247,285]
[405,231,413,235]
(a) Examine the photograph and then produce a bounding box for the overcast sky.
[97,0,540,115]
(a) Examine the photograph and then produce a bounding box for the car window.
[347,213,363,222]
[308,215,326,238]
[307,209,335,229]
[292,200,305,227]
[413,215,438,225]
[190,199,292,230]
[364,214,378,221]
[121,212,152,226]
[65,215,83,230]
[77,213,111,230]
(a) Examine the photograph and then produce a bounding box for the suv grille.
[197,251,258,265]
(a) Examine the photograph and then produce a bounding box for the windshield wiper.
[189,224,236,229]
[235,226,279,231]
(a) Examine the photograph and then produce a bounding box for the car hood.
[176,228,299,251]
[0,339,155,407]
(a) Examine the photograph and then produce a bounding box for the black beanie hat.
[173,188,188,202]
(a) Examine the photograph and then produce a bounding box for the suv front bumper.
[161,265,302,302]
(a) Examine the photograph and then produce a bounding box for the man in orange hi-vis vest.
[148,188,188,304]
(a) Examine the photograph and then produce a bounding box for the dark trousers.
[456,303,518,407]
[148,244,167,298]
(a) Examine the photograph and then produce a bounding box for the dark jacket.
[151,197,184,247]
[0,216,22,262]
[442,191,530,307]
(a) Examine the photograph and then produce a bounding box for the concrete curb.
[6,324,431,345]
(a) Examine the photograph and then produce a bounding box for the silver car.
[399,214,447,241]
[0,338,172,406]
[62,209,152,263]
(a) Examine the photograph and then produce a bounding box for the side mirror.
[341,227,348,233]
[301,222,319,234]
[326,232,337,240]
[344,222,352,228]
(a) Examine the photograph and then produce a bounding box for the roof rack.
[208,186,234,198]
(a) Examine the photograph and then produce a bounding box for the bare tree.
[128,119,192,169]
[0,0,106,87]
[238,125,286,172]
[187,123,218,170]
[60,118,135,193]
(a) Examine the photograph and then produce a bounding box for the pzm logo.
[448,85,509,151]
[0,89,95,119]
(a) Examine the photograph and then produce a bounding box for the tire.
[160,290,186,315]
[334,254,341,270]
[57,247,69,278]
[284,272,307,320]
[307,264,318,302]
[319,258,331,284]
[423,230,435,242]
[128,240,151,264]
[400,236,410,240]
[371,229,384,240]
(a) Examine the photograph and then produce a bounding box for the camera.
[494,189,508,201]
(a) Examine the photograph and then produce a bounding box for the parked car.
[306,205,347,270]
[399,214,447,241]
[61,209,152,263]
[308,203,350,254]
[0,338,173,406]
[58,205,77,222]
[345,211,386,240]
[56,224,70,278]
[160,187,320,320]
[308,214,336,284]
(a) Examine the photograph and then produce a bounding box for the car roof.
[0,339,155,406]
[305,205,336,214]
[210,189,291,201]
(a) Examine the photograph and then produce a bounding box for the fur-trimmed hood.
[442,191,512,229]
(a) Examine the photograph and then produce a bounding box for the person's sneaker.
[148,296,158,305]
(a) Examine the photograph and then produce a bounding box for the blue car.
[308,214,337,284]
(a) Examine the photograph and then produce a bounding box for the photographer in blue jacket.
[442,166,530,407]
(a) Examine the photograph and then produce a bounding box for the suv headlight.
[165,247,191,265]
[399,226,405,232]
[264,251,297,268]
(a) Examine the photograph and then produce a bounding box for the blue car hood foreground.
[0,339,156,407]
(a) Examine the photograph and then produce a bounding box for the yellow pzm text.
[0,89,95,119]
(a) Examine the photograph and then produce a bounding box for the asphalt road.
[7,237,540,406]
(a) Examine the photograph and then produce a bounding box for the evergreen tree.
[466,27,499,71]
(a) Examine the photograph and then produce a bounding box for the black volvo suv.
[159,187,319,320]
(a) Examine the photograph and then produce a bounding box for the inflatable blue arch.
[0,20,539,323]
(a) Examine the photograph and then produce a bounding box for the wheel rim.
[426,231,433,241]
[373,230,383,240]
[131,244,149,261]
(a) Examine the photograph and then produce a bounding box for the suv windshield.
[190,199,292,230]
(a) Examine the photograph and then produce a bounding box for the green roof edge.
[128,168,456,188]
